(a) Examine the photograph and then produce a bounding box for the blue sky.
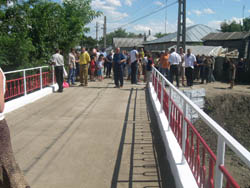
[87,0,250,38]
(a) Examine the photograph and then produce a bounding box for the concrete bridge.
[4,66,250,188]
[6,79,175,188]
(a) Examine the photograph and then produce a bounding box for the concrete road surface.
[5,79,174,188]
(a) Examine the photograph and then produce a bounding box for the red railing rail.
[4,66,55,101]
[151,67,250,188]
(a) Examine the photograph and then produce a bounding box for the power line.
[112,0,178,31]
[107,1,158,24]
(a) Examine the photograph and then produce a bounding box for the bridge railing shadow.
[111,88,176,188]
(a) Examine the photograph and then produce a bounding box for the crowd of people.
[50,46,155,92]
[50,46,249,92]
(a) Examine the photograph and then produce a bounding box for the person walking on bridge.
[51,49,64,92]
[79,47,90,86]
[113,48,126,88]
[0,68,30,188]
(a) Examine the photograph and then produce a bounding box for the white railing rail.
[152,67,250,188]
[4,66,55,96]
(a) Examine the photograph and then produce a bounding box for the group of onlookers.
[50,46,155,92]
[153,48,248,89]
[50,46,248,92]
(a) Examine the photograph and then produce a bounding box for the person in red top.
[90,55,96,81]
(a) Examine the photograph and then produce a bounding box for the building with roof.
[143,24,219,51]
[112,37,144,51]
[202,32,250,59]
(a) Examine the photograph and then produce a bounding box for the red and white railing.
[151,67,250,188]
[4,66,55,101]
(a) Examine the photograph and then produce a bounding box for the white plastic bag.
[63,66,68,78]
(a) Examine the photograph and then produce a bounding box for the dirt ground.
[190,81,250,188]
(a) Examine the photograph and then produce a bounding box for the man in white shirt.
[51,49,64,92]
[184,49,197,87]
[129,46,139,84]
[169,48,181,87]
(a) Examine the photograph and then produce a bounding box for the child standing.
[90,55,96,81]
[97,54,104,81]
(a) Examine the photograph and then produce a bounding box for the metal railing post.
[168,87,172,131]
[215,136,225,188]
[40,67,43,90]
[182,101,187,163]
[160,79,164,113]
[156,73,159,99]
[23,70,27,96]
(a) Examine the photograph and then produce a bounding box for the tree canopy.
[220,17,250,32]
[0,0,100,71]
[154,32,168,39]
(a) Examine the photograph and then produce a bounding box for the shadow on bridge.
[110,88,176,188]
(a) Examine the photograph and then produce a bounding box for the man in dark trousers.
[169,48,181,87]
[51,49,64,92]
[184,49,196,87]
[113,48,126,88]
[129,46,139,84]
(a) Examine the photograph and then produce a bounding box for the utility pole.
[242,5,245,27]
[103,16,107,49]
[177,0,186,53]
[165,0,168,34]
[95,22,99,47]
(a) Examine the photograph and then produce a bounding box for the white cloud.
[191,8,215,16]
[125,0,132,6]
[231,17,243,23]
[186,18,194,26]
[203,8,215,14]
[192,10,202,16]
[106,0,121,7]
[154,1,164,7]
[91,0,128,21]
[248,10,250,13]
[133,25,152,32]
[207,17,243,30]
[208,20,222,29]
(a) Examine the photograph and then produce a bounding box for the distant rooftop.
[113,37,144,48]
[144,24,219,45]
[202,32,250,41]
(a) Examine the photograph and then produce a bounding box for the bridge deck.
[6,79,174,188]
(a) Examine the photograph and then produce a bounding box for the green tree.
[243,17,250,31]
[154,32,168,38]
[220,20,242,32]
[0,0,100,70]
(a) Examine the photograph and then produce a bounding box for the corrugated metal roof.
[113,37,144,48]
[144,24,218,45]
[202,32,250,41]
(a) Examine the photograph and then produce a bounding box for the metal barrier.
[4,66,55,101]
[151,67,250,188]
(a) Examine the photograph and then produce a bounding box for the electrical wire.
[111,0,178,31]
